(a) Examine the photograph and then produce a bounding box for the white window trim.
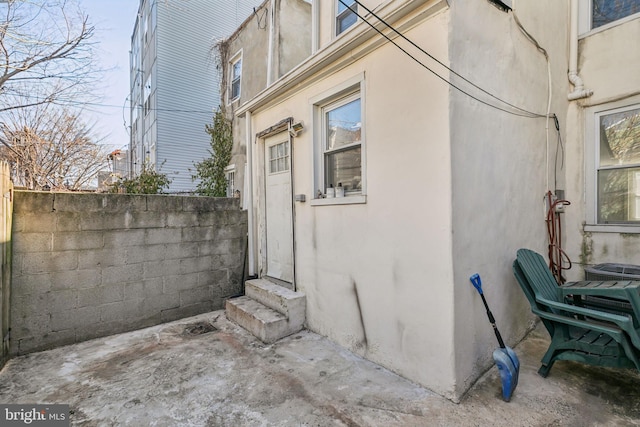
[225,164,236,197]
[334,0,357,37]
[228,50,242,103]
[585,95,640,232]
[309,73,366,206]
[578,0,640,37]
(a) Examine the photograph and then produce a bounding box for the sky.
[78,0,141,152]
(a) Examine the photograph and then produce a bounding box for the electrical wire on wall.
[341,0,572,276]
[340,0,550,118]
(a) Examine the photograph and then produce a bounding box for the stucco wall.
[448,0,570,396]
[10,192,247,355]
[564,17,640,277]
[249,3,457,399]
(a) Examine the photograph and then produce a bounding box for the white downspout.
[266,0,276,85]
[311,0,319,53]
[246,111,256,277]
[568,0,593,101]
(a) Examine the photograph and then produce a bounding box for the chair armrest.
[531,306,626,340]
[536,296,640,348]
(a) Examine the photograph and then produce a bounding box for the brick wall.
[10,192,247,355]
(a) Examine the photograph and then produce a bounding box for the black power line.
[339,0,549,119]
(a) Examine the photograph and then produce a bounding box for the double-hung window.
[323,95,362,194]
[580,0,640,33]
[311,75,365,204]
[229,54,242,101]
[336,0,357,35]
[593,103,640,224]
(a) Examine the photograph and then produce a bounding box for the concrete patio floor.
[0,310,639,426]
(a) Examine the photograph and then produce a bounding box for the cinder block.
[142,293,180,317]
[160,301,211,323]
[13,191,55,214]
[103,229,145,248]
[124,278,163,300]
[198,269,228,287]
[167,212,199,228]
[179,256,214,274]
[21,251,78,274]
[214,224,247,240]
[77,284,124,308]
[10,313,50,342]
[56,213,83,232]
[53,231,104,251]
[79,212,129,231]
[13,212,58,233]
[182,226,215,243]
[127,211,167,229]
[12,273,52,296]
[124,244,166,264]
[99,298,144,323]
[13,232,53,253]
[78,249,128,269]
[12,329,76,356]
[52,192,103,213]
[179,286,210,306]
[143,259,181,279]
[146,195,184,212]
[50,306,98,332]
[45,289,78,314]
[163,273,199,294]
[102,263,144,286]
[50,269,101,291]
[145,228,182,245]
[75,320,125,342]
[195,211,227,227]
[163,242,199,260]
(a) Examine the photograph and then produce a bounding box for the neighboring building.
[219,0,312,205]
[225,0,640,402]
[563,0,640,274]
[129,0,263,192]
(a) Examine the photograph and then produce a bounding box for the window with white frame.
[229,54,242,101]
[593,104,640,224]
[336,0,357,35]
[580,0,640,33]
[225,165,236,197]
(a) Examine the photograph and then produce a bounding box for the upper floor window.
[336,0,357,35]
[580,0,640,33]
[230,54,242,101]
[594,104,640,224]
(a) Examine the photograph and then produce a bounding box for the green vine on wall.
[193,108,233,197]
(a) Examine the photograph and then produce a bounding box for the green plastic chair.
[514,249,640,377]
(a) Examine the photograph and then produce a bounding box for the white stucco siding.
[250,8,457,398]
[564,17,640,272]
[448,0,569,397]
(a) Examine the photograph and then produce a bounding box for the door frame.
[255,118,297,289]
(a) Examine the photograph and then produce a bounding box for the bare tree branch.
[0,0,98,114]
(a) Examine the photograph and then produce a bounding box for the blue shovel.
[470,273,520,402]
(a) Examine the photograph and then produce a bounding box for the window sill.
[584,224,640,234]
[310,195,366,206]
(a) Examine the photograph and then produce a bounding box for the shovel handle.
[470,273,506,349]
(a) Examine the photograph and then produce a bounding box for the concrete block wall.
[10,192,247,355]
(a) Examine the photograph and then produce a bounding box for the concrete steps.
[225,278,306,344]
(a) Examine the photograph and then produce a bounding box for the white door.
[264,133,294,283]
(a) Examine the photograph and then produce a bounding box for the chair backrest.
[513,259,555,335]
[516,248,561,303]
